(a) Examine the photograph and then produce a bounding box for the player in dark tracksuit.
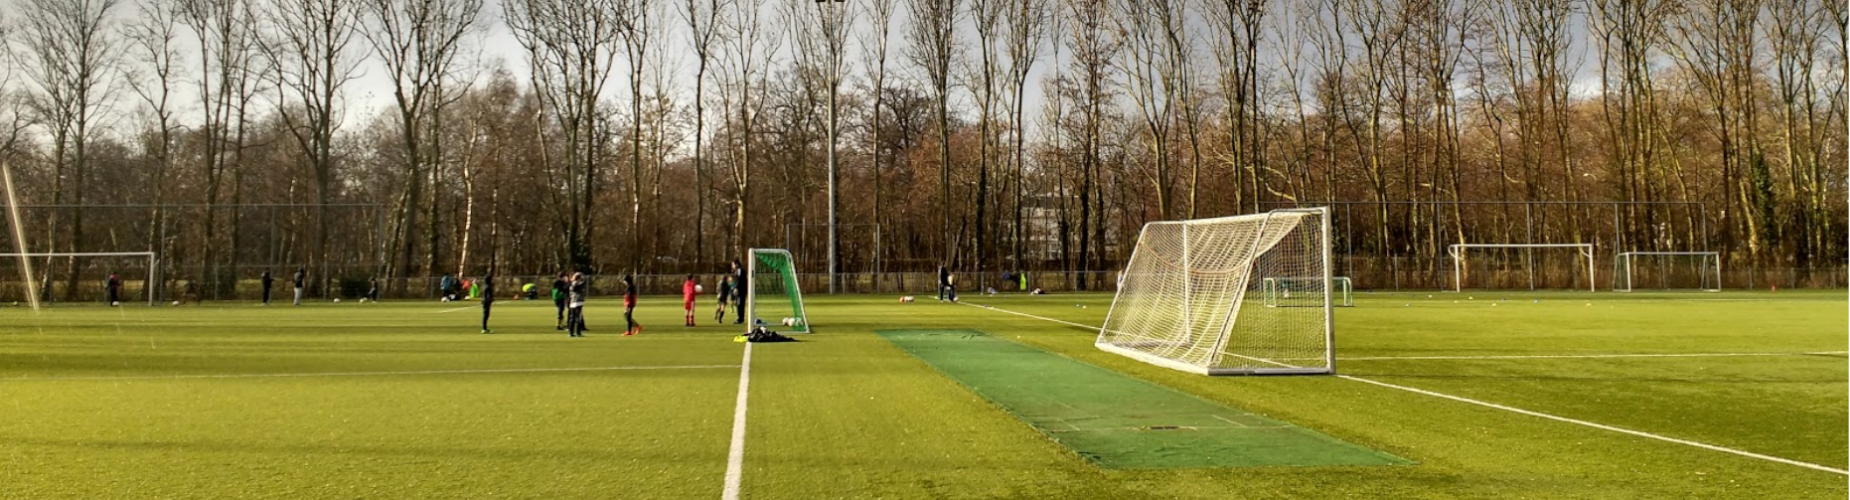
[714,275,733,322]
[731,260,747,325]
[551,273,568,330]
[261,270,274,305]
[105,273,121,305]
[480,275,495,334]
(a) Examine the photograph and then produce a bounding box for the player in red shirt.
[622,274,640,336]
[682,274,699,327]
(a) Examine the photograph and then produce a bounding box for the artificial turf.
[1,290,1844,498]
[877,328,1408,468]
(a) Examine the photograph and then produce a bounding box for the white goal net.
[0,252,159,307]
[1614,251,1721,292]
[1264,276,1352,307]
[1096,208,1334,376]
[1449,243,1595,292]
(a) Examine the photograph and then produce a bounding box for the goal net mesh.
[0,253,156,305]
[1096,209,1332,375]
[747,248,809,333]
[1615,252,1721,291]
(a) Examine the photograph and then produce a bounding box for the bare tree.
[505,0,625,270]
[787,0,854,291]
[1003,0,1051,270]
[177,0,263,295]
[1667,0,1771,259]
[619,0,656,271]
[681,0,731,265]
[966,0,1003,276]
[1765,0,1830,266]
[256,0,364,297]
[719,0,783,257]
[1201,0,1267,212]
[360,0,485,283]
[1060,0,1118,287]
[1111,0,1188,220]
[14,0,124,300]
[125,0,185,298]
[858,0,897,282]
[904,0,958,263]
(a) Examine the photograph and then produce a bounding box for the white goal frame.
[1448,243,1595,292]
[1613,251,1721,292]
[1095,207,1334,376]
[0,252,159,306]
[1263,276,1353,307]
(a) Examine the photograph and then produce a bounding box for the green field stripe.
[877,329,1410,469]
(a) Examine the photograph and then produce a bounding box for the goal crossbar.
[0,252,159,306]
[1448,243,1594,292]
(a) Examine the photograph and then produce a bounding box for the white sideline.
[1342,351,1848,361]
[959,301,1850,476]
[2,364,738,382]
[1336,375,1850,476]
[433,305,480,313]
[722,343,753,500]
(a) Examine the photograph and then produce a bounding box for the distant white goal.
[1613,251,1721,292]
[1096,208,1334,376]
[1448,243,1595,292]
[0,252,159,307]
[1263,277,1352,307]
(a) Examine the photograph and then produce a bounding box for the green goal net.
[747,248,809,333]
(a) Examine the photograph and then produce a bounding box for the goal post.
[0,252,159,306]
[1264,276,1352,307]
[1096,208,1334,376]
[745,248,810,333]
[1613,251,1721,292]
[1448,243,1595,292]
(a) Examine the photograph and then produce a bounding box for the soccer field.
[2,291,1844,499]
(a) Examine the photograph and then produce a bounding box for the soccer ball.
[171,301,180,306]
[441,297,451,303]
[899,296,914,303]
[358,298,367,303]
[696,284,705,294]
[781,317,794,326]
[111,301,119,307]
[333,298,341,303]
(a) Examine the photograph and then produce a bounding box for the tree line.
[0,0,1842,297]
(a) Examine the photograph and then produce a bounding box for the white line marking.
[721,342,752,500]
[1336,374,1850,476]
[962,301,1850,476]
[1342,351,1848,361]
[433,305,480,313]
[2,365,738,382]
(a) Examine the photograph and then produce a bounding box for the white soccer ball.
[781,317,794,326]
[333,298,341,303]
[441,297,450,303]
[358,298,367,303]
[111,301,119,307]
[696,284,705,294]
[171,301,180,306]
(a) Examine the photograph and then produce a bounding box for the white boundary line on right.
[959,300,1850,477]
[1341,351,1847,361]
[721,342,753,500]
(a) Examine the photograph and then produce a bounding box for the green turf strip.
[878,329,1411,469]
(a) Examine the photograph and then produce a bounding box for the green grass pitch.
[1,290,1844,498]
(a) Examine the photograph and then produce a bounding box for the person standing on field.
[714,275,733,322]
[937,265,956,302]
[260,270,274,306]
[621,274,640,336]
[731,259,748,325]
[367,277,381,302]
[565,272,588,337]
[480,274,496,334]
[552,273,568,330]
[682,274,699,327]
[292,267,305,306]
[105,273,121,305]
